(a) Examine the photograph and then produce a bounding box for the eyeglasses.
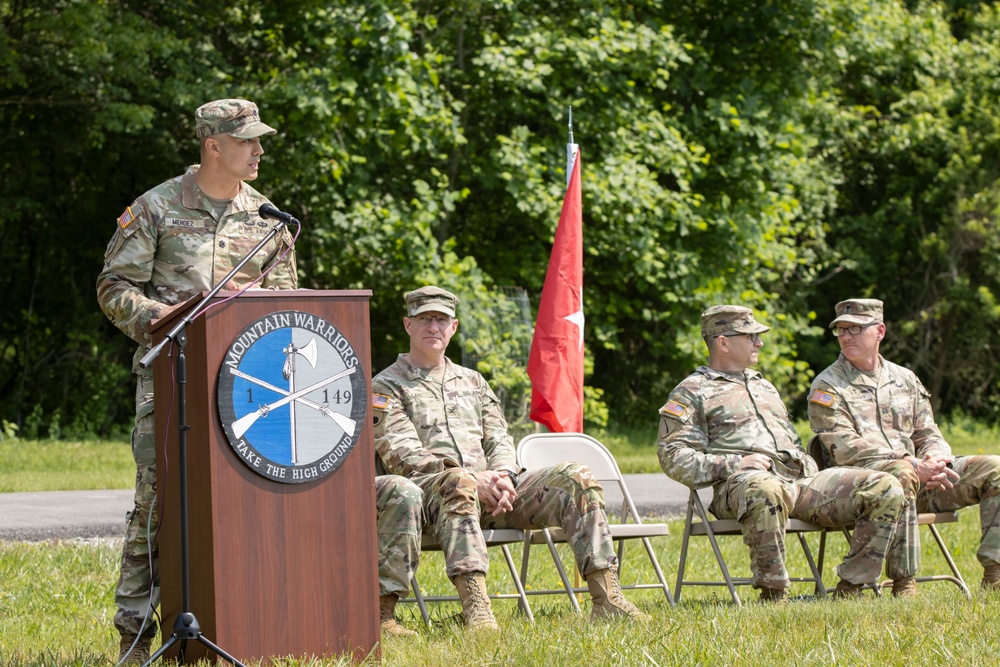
[832,323,878,337]
[717,333,762,344]
[412,314,453,327]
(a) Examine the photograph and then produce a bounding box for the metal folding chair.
[674,486,827,605]
[515,432,674,613]
[401,529,535,626]
[807,436,971,598]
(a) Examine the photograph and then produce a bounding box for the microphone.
[258,202,300,225]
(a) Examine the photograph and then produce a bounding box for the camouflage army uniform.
[372,354,616,578]
[375,475,422,598]
[659,366,905,590]
[809,354,1000,578]
[96,165,297,639]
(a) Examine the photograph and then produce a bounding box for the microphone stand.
[138,215,295,666]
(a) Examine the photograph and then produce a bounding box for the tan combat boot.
[586,565,647,620]
[451,572,500,630]
[117,633,151,666]
[380,594,417,637]
[758,586,788,604]
[891,576,918,598]
[831,579,864,600]
[981,563,1000,591]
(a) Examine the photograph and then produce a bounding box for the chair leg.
[641,536,675,605]
[518,533,534,615]
[926,523,972,598]
[543,528,582,613]
[674,501,695,603]
[704,524,742,606]
[692,497,742,606]
[410,573,431,628]
[796,532,827,599]
[501,544,535,622]
[817,529,844,598]
[817,529,827,581]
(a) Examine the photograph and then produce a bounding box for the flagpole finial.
[566,107,578,187]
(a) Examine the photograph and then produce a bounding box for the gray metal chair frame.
[401,529,535,626]
[807,435,971,598]
[674,487,827,605]
[816,513,971,597]
[515,432,674,613]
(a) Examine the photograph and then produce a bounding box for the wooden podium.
[150,289,379,663]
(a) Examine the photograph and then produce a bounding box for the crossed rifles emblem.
[228,337,357,464]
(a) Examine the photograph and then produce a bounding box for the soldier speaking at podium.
[96,99,297,663]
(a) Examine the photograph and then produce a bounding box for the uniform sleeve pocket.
[104,224,139,261]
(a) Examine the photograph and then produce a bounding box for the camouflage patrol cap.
[404,286,458,318]
[195,99,277,139]
[701,305,770,337]
[830,298,883,327]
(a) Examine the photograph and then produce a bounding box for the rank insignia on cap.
[372,393,390,410]
[117,206,136,229]
[661,400,688,418]
[809,390,835,407]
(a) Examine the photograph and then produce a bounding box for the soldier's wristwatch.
[504,470,520,489]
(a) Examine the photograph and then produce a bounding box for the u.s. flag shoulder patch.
[372,393,390,410]
[809,389,835,407]
[117,206,136,229]
[660,400,689,419]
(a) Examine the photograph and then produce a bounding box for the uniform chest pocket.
[445,390,482,424]
[160,219,212,249]
[889,392,914,434]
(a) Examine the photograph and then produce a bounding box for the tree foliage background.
[3,0,1000,439]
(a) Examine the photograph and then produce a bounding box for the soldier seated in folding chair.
[372,286,645,630]
[809,298,1000,595]
[658,305,906,602]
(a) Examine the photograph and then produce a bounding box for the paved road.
[0,475,698,542]
[0,489,133,541]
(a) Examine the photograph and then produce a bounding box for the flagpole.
[566,107,585,602]
[528,106,585,435]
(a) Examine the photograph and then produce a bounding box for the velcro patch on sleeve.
[117,206,136,229]
[809,389,835,407]
[660,400,689,420]
[372,393,390,410]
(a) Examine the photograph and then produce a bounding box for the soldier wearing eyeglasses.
[658,305,905,602]
[371,285,645,630]
[809,298,1000,593]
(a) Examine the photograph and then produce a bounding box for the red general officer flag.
[528,147,584,433]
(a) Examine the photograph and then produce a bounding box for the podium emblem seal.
[216,310,367,483]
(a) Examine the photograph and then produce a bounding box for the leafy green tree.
[8,0,1000,438]
[0,0,206,437]
[806,0,1000,419]
[421,0,840,421]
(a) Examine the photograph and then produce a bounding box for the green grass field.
[0,440,134,493]
[2,421,1000,665]
[2,512,997,666]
